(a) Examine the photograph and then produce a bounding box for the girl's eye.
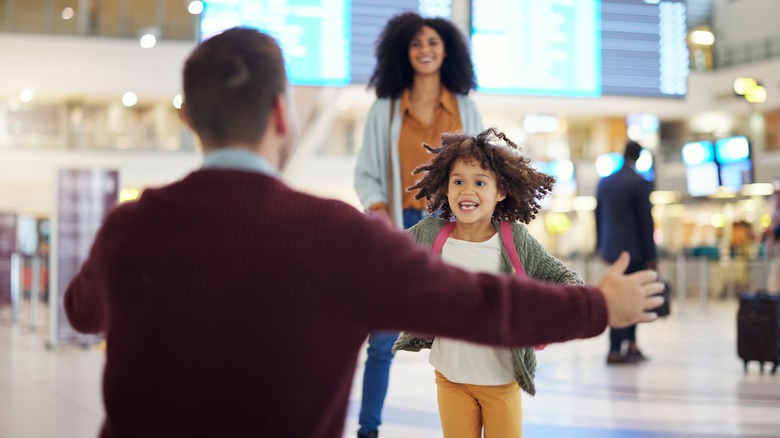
[476,181,486,186]
[452,180,462,185]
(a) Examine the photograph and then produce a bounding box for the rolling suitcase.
[737,292,780,374]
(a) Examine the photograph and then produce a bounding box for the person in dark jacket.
[596,140,658,364]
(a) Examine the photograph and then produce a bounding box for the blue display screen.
[682,141,715,166]
[470,0,689,98]
[471,0,601,97]
[715,136,750,164]
[719,160,753,190]
[200,1,351,87]
[200,0,452,86]
[686,162,719,197]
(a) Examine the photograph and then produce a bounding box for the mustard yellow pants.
[435,370,522,438]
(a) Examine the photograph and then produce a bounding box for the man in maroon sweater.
[64,28,663,437]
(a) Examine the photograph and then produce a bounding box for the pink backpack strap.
[431,222,456,256]
[501,222,528,279]
[433,222,528,280]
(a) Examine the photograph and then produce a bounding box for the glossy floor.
[1,299,779,437]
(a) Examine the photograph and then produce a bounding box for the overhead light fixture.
[172,94,183,109]
[733,77,756,95]
[689,30,715,46]
[61,7,75,20]
[733,77,767,103]
[122,92,138,107]
[19,87,34,103]
[745,85,767,103]
[188,1,204,15]
[139,27,160,49]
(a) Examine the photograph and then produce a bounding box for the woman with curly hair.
[394,128,584,437]
[353,12,483,438]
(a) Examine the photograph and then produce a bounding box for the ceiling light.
[690,30,715,46]
[188,1,204,15]
[19,87,34,103]
[139,27,160,49]
[745,85,767,103]
[122,92,138,107]
[733,77,757,96]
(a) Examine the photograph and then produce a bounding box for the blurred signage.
[50,169,118,346]
[0,213,18,306]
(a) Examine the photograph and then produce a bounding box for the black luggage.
[737,292,780,374]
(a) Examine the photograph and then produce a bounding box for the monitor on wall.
[470,0,689,98]
[682,140,719,197]
[715,136,753,191]
[685,162,720,197]
[200,0,451,86]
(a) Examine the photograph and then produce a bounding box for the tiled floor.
[2,299,780,437]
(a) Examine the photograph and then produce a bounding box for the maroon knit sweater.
[64,169,607,437]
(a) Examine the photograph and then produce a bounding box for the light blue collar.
[201,148,280,178]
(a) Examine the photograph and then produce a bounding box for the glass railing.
[715,36,780,68]
[0,0,198,41]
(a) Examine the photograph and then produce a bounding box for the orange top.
[398,87,463,210]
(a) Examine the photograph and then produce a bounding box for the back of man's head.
[183,27,287,149]
[623,141,642,162]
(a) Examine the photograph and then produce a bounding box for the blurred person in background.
[596,140,658,365]
[763,178,780,292]
[353,12,483,438]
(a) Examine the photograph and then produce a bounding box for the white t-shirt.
[428,232,516,385]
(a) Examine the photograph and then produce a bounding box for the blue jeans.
[358,209,426,435]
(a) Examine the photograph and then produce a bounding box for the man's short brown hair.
[183,27,287,148]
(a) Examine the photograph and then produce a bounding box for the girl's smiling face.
[446,159,506,227]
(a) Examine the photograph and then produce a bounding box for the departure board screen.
[200,0,350,86]
[200,0,451,86]
[472,0,601,97]
[470,0,689,98]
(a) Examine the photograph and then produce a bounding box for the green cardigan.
[393,217,584,396]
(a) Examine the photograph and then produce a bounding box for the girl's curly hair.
[408,128,556,223]
[369,12,476,98]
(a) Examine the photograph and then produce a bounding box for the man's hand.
[598,252,664,328]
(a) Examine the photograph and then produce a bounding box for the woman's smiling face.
[408,25,446,77]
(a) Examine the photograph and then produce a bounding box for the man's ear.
[272,94,289,136]
[179,102,192,129]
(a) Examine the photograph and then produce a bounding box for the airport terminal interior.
[2,0,780,436]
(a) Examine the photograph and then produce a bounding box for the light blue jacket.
[353,95,484,227]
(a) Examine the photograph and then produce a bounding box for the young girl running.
[394,127,584,438]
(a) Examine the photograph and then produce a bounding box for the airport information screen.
[200,0,351,86]
[470,0,689,98]
[200,0,451,86]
